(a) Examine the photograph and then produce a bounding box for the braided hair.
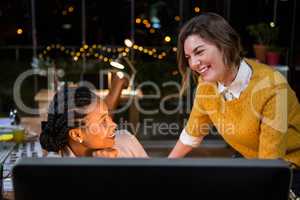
[40,86,97,152]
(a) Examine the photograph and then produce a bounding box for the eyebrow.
[99,113,107,121]
[193,45,204,52]
[98,111,109,122]
[185,44,204,57]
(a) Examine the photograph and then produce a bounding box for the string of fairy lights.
[18,2,205,63]
[36,5,204,63]
[37,12,182,63]
[38,40,178,63]
[31,2,209,64]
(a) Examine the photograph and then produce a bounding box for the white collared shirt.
[180,59,253,147]
[217,60,252,101]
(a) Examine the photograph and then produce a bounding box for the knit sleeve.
[185,85,212,137]
[258,85,288,159]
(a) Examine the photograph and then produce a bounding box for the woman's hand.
[168,140,197,158]
[111,71,129,89]
[92,148,118,158]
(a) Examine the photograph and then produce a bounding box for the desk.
[34,89,143,134]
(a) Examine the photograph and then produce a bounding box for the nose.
[189,56,200,70]
[107,118,117,138]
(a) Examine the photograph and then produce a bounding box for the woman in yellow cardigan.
[168,12,300,195]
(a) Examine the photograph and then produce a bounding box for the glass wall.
[0,0,298,141]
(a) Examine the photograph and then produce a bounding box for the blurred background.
[0,0,299,154]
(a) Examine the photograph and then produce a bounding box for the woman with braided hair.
[40,75,148,158]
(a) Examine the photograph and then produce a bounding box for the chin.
[202,76,217,83]
[103,139,115,148]
[94,139,114,149]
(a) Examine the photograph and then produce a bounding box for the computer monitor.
[12,158,292,200]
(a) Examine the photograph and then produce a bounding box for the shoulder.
[114,130,148,158]
[115,129,137,143]
[245,58,287,87]
[115,130,146,151]
[243,59,289,104]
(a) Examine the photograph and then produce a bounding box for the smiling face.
[70,100,117,150]
[184,34,233,84]
[83,100,117,149]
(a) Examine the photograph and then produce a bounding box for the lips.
[197,65,210,75]
[108,131,116,139]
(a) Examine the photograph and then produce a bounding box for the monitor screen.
[12,158,292,200]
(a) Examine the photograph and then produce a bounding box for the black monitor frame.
[12,158,292,200]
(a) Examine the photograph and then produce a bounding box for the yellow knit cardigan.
[186,59,300,166]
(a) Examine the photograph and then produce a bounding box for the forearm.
[104,82,124,113]
[168,140,194,158]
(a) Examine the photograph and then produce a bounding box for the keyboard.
[2,140,43,192]
[0,142,15,164]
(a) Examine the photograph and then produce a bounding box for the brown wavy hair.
[177,12,243,94]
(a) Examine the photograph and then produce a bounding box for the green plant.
[246,23,279,45]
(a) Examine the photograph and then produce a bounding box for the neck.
[68,139,93,157]
[220,65,239,86]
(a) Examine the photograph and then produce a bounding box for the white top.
[59,130,148,158]
[113,130,148,158]
[180,59,253,147]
